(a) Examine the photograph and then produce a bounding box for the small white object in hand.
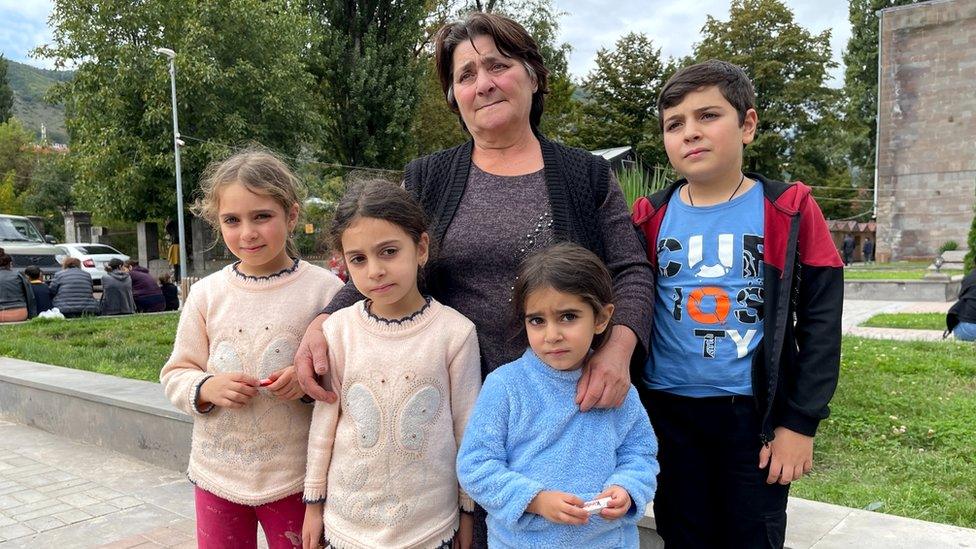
[582,497,611,514]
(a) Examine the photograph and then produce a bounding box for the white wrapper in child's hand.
[582,497,611,514]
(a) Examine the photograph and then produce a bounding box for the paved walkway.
[0,420,199,548]
[842,299,956,341]
[2,419,976,548]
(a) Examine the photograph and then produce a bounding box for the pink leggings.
[195,487,304,549]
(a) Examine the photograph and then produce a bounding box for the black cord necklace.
[687,173,746,207]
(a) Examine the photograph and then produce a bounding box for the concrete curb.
[0,357,190,471]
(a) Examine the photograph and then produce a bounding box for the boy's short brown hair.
[657,59,756,131]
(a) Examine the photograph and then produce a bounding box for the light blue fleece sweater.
[457,349,659,548]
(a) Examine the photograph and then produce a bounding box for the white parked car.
[55,243,130,288]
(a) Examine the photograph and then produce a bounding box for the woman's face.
[451,34,537,139]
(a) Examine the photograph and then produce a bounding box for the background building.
[875,0,976,261]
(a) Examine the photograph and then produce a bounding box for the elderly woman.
[50,257,101,318]
[296,12,654,547]
[0,248,37,322]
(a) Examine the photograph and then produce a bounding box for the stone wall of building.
[876,0,976,260]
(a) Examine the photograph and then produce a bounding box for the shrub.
[938,241,959,254]
[617,161,674,208]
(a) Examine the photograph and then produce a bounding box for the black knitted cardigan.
[403,135,610,261]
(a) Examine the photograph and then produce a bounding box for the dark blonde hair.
[434,12,550,132]
[193,147,306,258]
[328,180,430,253]
[512,243,614,350]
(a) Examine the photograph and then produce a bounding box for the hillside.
[6,60,72,144]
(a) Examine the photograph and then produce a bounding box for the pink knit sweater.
[304,298,482,549]
[160,261,343,505]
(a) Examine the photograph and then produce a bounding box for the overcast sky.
[1,0,852,86]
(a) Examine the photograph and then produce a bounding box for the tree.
[789,110,864,219]
[694,0,836,181]
[412,58,467,157]
[575,33,669,167]
[22,152,75,216]
[0,55,13,124]
[307,0,429,169]
[507,0,578,142]
[842,0,920,190]
[0,119,34,196]
[37,0,320,221]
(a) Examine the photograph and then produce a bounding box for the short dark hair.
[125,259,139,268]
[159,273,172,285]
[62,257,81,269]
[512,243,614,350]
[0,247,10,270]
[657,59,756,131]
[434,12,550,132]
[329,180,430,254]
[24,265,42,279]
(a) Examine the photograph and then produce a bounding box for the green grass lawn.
[2,318,975,527]
[791,337,976,527]
[0,313,179,381]
[844,269,964,280]
[843,260,965,280]
[862,313,947,331]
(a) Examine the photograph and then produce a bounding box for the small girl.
[456,243,659,548]
[160,148,344,548]
[302,180,482,549]
[158,272,180,311]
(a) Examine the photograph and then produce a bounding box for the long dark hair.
[512,243,614,350]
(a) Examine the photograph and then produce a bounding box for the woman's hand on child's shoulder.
[266,366,305,400]
[526,490,589,525]
[198,373,259,409]
[302,503,324,549]
[596,485,632,520]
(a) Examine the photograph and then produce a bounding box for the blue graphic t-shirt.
[644,183,765,397]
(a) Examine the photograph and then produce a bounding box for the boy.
[632,60,843,548]
[24,265,53,314]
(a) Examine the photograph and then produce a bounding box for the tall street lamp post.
[155,47,189,283]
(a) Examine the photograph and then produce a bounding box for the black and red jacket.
[632,174,844,444]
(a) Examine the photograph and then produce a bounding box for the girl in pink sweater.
[302,180,482,549]
[160,149,344,548]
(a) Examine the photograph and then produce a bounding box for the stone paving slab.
[0,420,196,548]
[847,326,950,341]
[1,418,975,548]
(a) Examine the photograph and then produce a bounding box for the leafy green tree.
[0,55,13,124]
[507,0,578,142]
[575,33,669,167]
[22,152,75,216]
[37,0,320,221]
[307,0,429,169]
[790,110,864,219]
[842,0,920,190]
[694,0,836,181]
[413,58,467,157]
[0,119,34,195]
